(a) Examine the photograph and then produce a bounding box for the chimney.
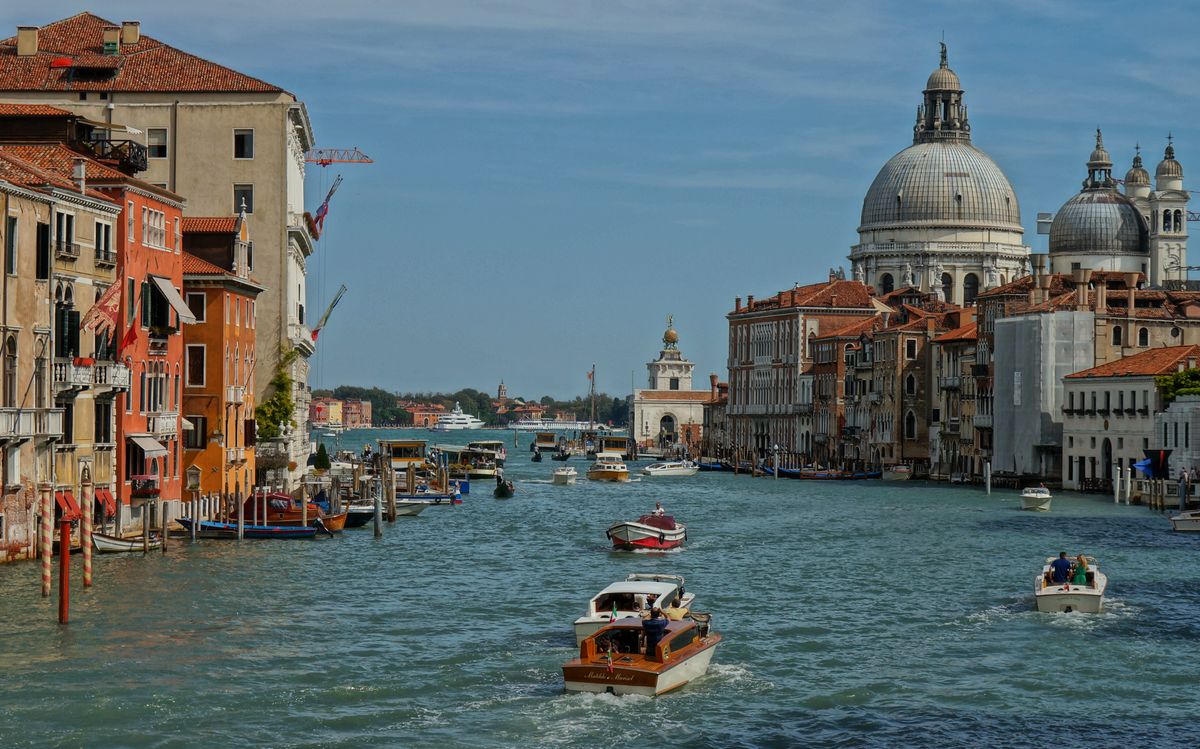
[72,158,86,195]
[1075,269,1092,309]
[830,293,838,306]
[710,373,719,399]
[747,295,754,309]
[16,26,37,57]
[121,20,141,45]
[1096,280,1107,312]
[734,296,741,312]
[102,25,120,54]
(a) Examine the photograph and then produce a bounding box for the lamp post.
[772,443,780,480]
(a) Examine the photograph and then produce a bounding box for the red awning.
[54,490,81,520]
[96,489,116,516]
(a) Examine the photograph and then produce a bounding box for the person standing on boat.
[1050,552,1073,585]
[653,502,665,516]
[642,608,669,655]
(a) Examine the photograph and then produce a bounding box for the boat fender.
[605,529,612,540]
[659,532,666,544]
[683,530,687,542]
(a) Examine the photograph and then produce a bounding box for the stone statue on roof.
[985,258,999,288]
[854,263,865,284]
[902,262,914,288]
[929,258,945,301]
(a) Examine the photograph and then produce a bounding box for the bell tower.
[1150,136,1188,287]
[647,315,694,391]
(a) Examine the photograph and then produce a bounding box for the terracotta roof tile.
[0,143,180,203]
[0,102,71,116]
[182,216,238,234]
[181,252,231,276]
[0,146,114,201]
[932,321,977,343]
[1065,345,1200,379]
[813,315,880,340]
[0,13,283,94]
[735,279,876,314]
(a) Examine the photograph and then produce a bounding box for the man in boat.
[1050,552,1073,584]
[653,502,665,516]
[642,608,669,654]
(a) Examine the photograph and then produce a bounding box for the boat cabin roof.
[594,580,679,598]
[596,452,624,460]
[467,440,505,447]
[431,444,492,456]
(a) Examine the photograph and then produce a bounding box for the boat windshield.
[594,628,642,656]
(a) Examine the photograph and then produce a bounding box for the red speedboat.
[606,514,686,551]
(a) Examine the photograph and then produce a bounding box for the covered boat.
[573,573,694,644]
[1035,555,1107,613]
[607,513,686,551]
[640,461,699,477]
[563,615,720,696]
[587,454,629,482]
[176,519,318,540]
[1020,487,1052,511]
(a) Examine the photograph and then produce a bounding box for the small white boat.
[93,532,162,553]
[552,467,577,486]
[1020,486,1052,511]
[587,453,629,482]
[640,460,699,477]
[573,573,695,645]
[607,514,686,551]
[1035,555,1107,613]
[882,464,912,481]
[395,500,434,516]
[1169,508,1200,531]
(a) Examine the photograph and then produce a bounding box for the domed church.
[1047,132,1187,287]
[849,44,1030,305]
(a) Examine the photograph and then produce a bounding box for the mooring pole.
[58,518,71,624]
[40,483,52,597]
[373,477,383,538]
[81,467,94,588]
[985,460,992,495]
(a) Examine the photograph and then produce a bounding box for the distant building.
[632,317,708,450]
[1155,395,1200,479]
[407,403,445,428]
[700,375,728,457]
[311,398,343,428]
[342,399,372,429]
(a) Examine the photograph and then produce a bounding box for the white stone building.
[1155,394,1200,480]
[631,318,708,451]
[849,44,1029,305]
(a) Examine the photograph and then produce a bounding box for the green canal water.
[1,428,1198,748]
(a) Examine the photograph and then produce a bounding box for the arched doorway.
[1102,438,1112,481]
[964,273,980,305]
[879,273,894,295]
[941,272,953,302]
[659,414,677,448]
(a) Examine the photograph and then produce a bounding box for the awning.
[180,418,194,431]
[150,275,197,325]
[96,488,116,516]
[129,434,167,458]
[54,490,81,520]
[78,117,143,135]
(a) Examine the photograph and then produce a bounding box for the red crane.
[304,147,373,167]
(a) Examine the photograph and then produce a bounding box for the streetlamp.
[772,443,780,480]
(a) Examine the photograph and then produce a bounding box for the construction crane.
[304,147,373,167]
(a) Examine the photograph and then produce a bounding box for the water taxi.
[1169,509,1200,531]
[596,435,632,460]
[563,615,720,696]
[640,460,698,477]
[882,464,913,481]
[1020,486,1052,511]
[533,432,562,453]
[433,444,498,480]
[607,513,686,551]
[587,454,629,482]
[379,439,428,471]
[573,573,694,644]
[466,439,507,466]
[430,402,485,431]
[552,466,577,486]
[1035,555,1107,613]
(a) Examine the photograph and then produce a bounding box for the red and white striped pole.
[58,518,70,624]
[81,466,94,588]
[39,483,52,597]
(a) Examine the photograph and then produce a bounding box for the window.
[186,292,206,323]
[61,400,74,444]
[932,407,941,423]
[1138,327,1149,346]
[95,221,112,263]
[234,129,254,159]
[35,222,49,280]
[127,201,134,241]
[904,411,916,440]
[126,277,136,325]
[141,207,166,248]
[174,218,181,252]
[1112,326,1121,346]
[184,415,208,449]
[139,368,147,412]
[147,128,168,159]
[246,241,254,271]
[905,339,917,360]
[94,401,112,443]
[905,374,916,395]
[4,215,16,275]
[233,184,253,214]
[3,337,15,408]
[186,345,205,387]
[235,297,240,327]
[54,211,75,251]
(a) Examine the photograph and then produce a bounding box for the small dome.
[663,327,679,345]
[1125,148,1150,186]
[1049,190,1148,255]
[1157,139,1184,179]
[926,65,961,91]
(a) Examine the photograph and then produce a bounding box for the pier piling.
[81,470,93,588]
[39,483,52,596]
[58,519,70,624]
[373,477,383,538]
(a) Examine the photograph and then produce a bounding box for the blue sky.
[5,1,1198,398]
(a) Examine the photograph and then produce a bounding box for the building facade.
[631,318,708,451]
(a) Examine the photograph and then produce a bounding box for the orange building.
[181,216,260,501]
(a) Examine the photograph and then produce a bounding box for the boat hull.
[177,519,317,539]
[344,508,374,527]
[1034,571,1107,613]
[640,467,699,477]
[552,471,577,485]
[1021,496,1052,511]
[93,532,161,553]
[882,468,912,481]
[1170,511,1200,531]
[563,638,718,696]
[587,469,629,482]
[607,521,686,550]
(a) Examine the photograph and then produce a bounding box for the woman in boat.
[1072,555,1089,586]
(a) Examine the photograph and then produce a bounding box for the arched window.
[1112,326,1122,346]
[1174,210,1183,232]
[1138,327,1149,346]
[1164,210,1173,232]
[3,336,15,407]
[941,272,953,302]
[904,410,917,440]
[905,373,916,395]
[963,273,980,305]
[879,273,894,295]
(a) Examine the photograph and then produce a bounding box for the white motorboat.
[1034,555,1107,613]
[586,453,629,482]
[430,402,485,431]
[573,573,695,645]
[607,514,686,551]
[552,467,577,486]
[92,532,162,553]
[1169,509,1200,531]
[640,460,699,477]
[882,464,912,481]
[1020,486,1052,511]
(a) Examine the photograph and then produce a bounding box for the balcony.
[148,331,170,355]
[130,475,160,499]
[76,138,148,174]
[53,361,93,391]
[95,248,116,269]
[223,447,247,464]
[0,408,34,440]
[55,239,80,261]
[37,408,63,437]
[94,363,131,390]
[943,419,961,434]
[149,412,179,438]
[938,376,960,390]
[289,322,316,356]
[868,392,882,403]
[226,385,245,405]
[974,414,992,428]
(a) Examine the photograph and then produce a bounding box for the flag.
[609,602,617,622]
[117,323,138,355]
[311,284,347,342]
[313,175,343,232]
[80,282,122,340]
[587,369,594,382]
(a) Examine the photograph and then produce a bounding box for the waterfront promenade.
[1,430,1196,747]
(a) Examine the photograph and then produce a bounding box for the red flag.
[117,324,138,355]
[81,282,122,339]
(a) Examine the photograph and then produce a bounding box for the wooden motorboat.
[494,476,515,498]
[93,532,162,553]
[1035,555,1107,613]
[1020,487,1052,511]
[396,500,433,516]
[241,493,330,527]
[640,461,699,477]
[574,573,694,644]
[587,454,629,482]
[176,518,318,540]
[607,514,686,551]
[316,510,348,533]
[552,467,577,486]
[882,464,913,481]
[1169,508,1200,531]
[563,614,720,696]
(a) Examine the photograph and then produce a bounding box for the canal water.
[2,428,1197,748]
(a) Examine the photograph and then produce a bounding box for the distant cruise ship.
[506,418,625,434]
[430,402,486,431]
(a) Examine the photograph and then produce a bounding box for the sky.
[3,1,1199,399]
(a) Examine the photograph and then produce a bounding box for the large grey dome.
[1048,191,1148,255]
[859,141,1022,232]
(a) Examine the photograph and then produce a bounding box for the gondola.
[551,452,571,461]
[493,476,515,499]
[531,451,542,462]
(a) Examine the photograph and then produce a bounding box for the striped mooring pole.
[40,483,52,597]
[81,468,94,588]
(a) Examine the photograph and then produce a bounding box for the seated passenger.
[1072,555,1089,586]
[1050,552,1073,584]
